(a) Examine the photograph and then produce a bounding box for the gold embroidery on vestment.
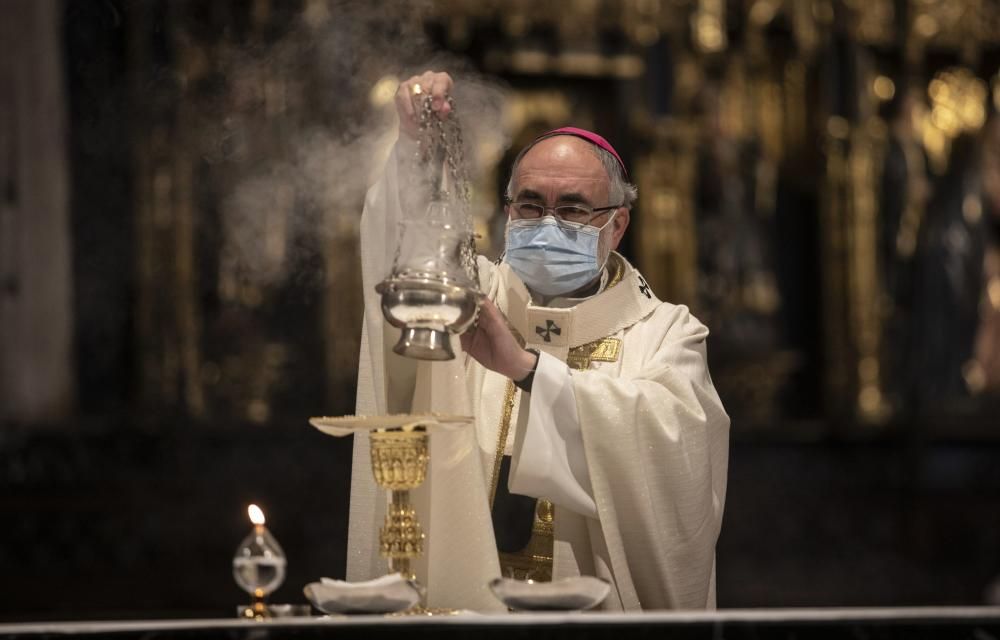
[567,337,622,370]
[497,498,555,582]
[489,380,518,506]
[605,253,625,289]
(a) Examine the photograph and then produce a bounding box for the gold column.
[172,79,203,415]
[131,4,206,416]
[635,120,699,308]
[820,117,853,416]
[169,22,206,417]
[821,114,890,424]
[847,119,889,422]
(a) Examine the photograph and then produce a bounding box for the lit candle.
[248,504,266,532]
[233,504,287,619]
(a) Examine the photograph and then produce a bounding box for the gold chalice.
[309,413,472,613]
[369,427,428,581]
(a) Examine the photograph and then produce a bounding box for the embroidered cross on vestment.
[535,320,562,342]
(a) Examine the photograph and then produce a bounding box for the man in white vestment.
[349,71,730,612]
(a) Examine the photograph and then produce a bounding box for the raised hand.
[460,298,538,383]
[394,70,454,139]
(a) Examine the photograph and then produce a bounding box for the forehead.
[513,136,609,198]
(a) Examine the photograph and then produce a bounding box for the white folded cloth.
[303,574,422,614]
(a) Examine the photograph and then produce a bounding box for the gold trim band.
[489,380,518,506]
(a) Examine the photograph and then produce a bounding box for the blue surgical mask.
[504,214,615,297]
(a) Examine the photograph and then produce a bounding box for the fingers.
[395,71,454,137]
[426,72,453,118]
[476,298,504,333]
[460,300,497,354]
[459,316,485,361]
[394,81,418,137]
[481,298,522,341]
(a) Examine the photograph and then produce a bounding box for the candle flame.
[247,504,265,525]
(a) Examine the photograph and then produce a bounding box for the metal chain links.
[412,94,480,286]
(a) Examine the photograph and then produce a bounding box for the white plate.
[309,414,473,437]
[489,576,610,611]
[303,574,423,614]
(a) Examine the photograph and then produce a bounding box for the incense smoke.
[215,1,510,291]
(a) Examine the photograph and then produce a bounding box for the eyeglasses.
[506,201,622,226]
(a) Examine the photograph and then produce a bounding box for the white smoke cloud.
[213,0,510,290]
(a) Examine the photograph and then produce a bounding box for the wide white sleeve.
[571,306,729,610]
[351,141,412,582]
[508,351,598,518]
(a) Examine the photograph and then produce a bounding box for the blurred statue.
[904,132,988,408]
[878,87,931,405]
[691,83,787,424]
[969,114,1000,394]
[693,85,781,353]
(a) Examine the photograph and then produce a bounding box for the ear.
[608,207,630,251]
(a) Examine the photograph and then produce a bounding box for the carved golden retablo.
[369,429,429,490]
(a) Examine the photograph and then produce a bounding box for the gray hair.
[504,138,638,209]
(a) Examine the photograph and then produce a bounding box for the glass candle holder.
[233,504,286,619]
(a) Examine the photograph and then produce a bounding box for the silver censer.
[376,92,481,360]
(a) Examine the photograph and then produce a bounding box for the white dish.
[309,413,473,437]
[303,574,423,614]
[489,576,610,611]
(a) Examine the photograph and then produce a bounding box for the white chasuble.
[350,145,730,611]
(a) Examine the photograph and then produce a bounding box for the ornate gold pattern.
[920,67,990,173]
[635,123,699,306]
[822,117,891,423]
[380,497,424,559]
[497,496,555,582]
[368,428,431,583]
[567,337,622,370]
[369,430,429,490]
[488,381,519,506]
[606,253,626,289]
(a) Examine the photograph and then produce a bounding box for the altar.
[3,609,1000,640]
